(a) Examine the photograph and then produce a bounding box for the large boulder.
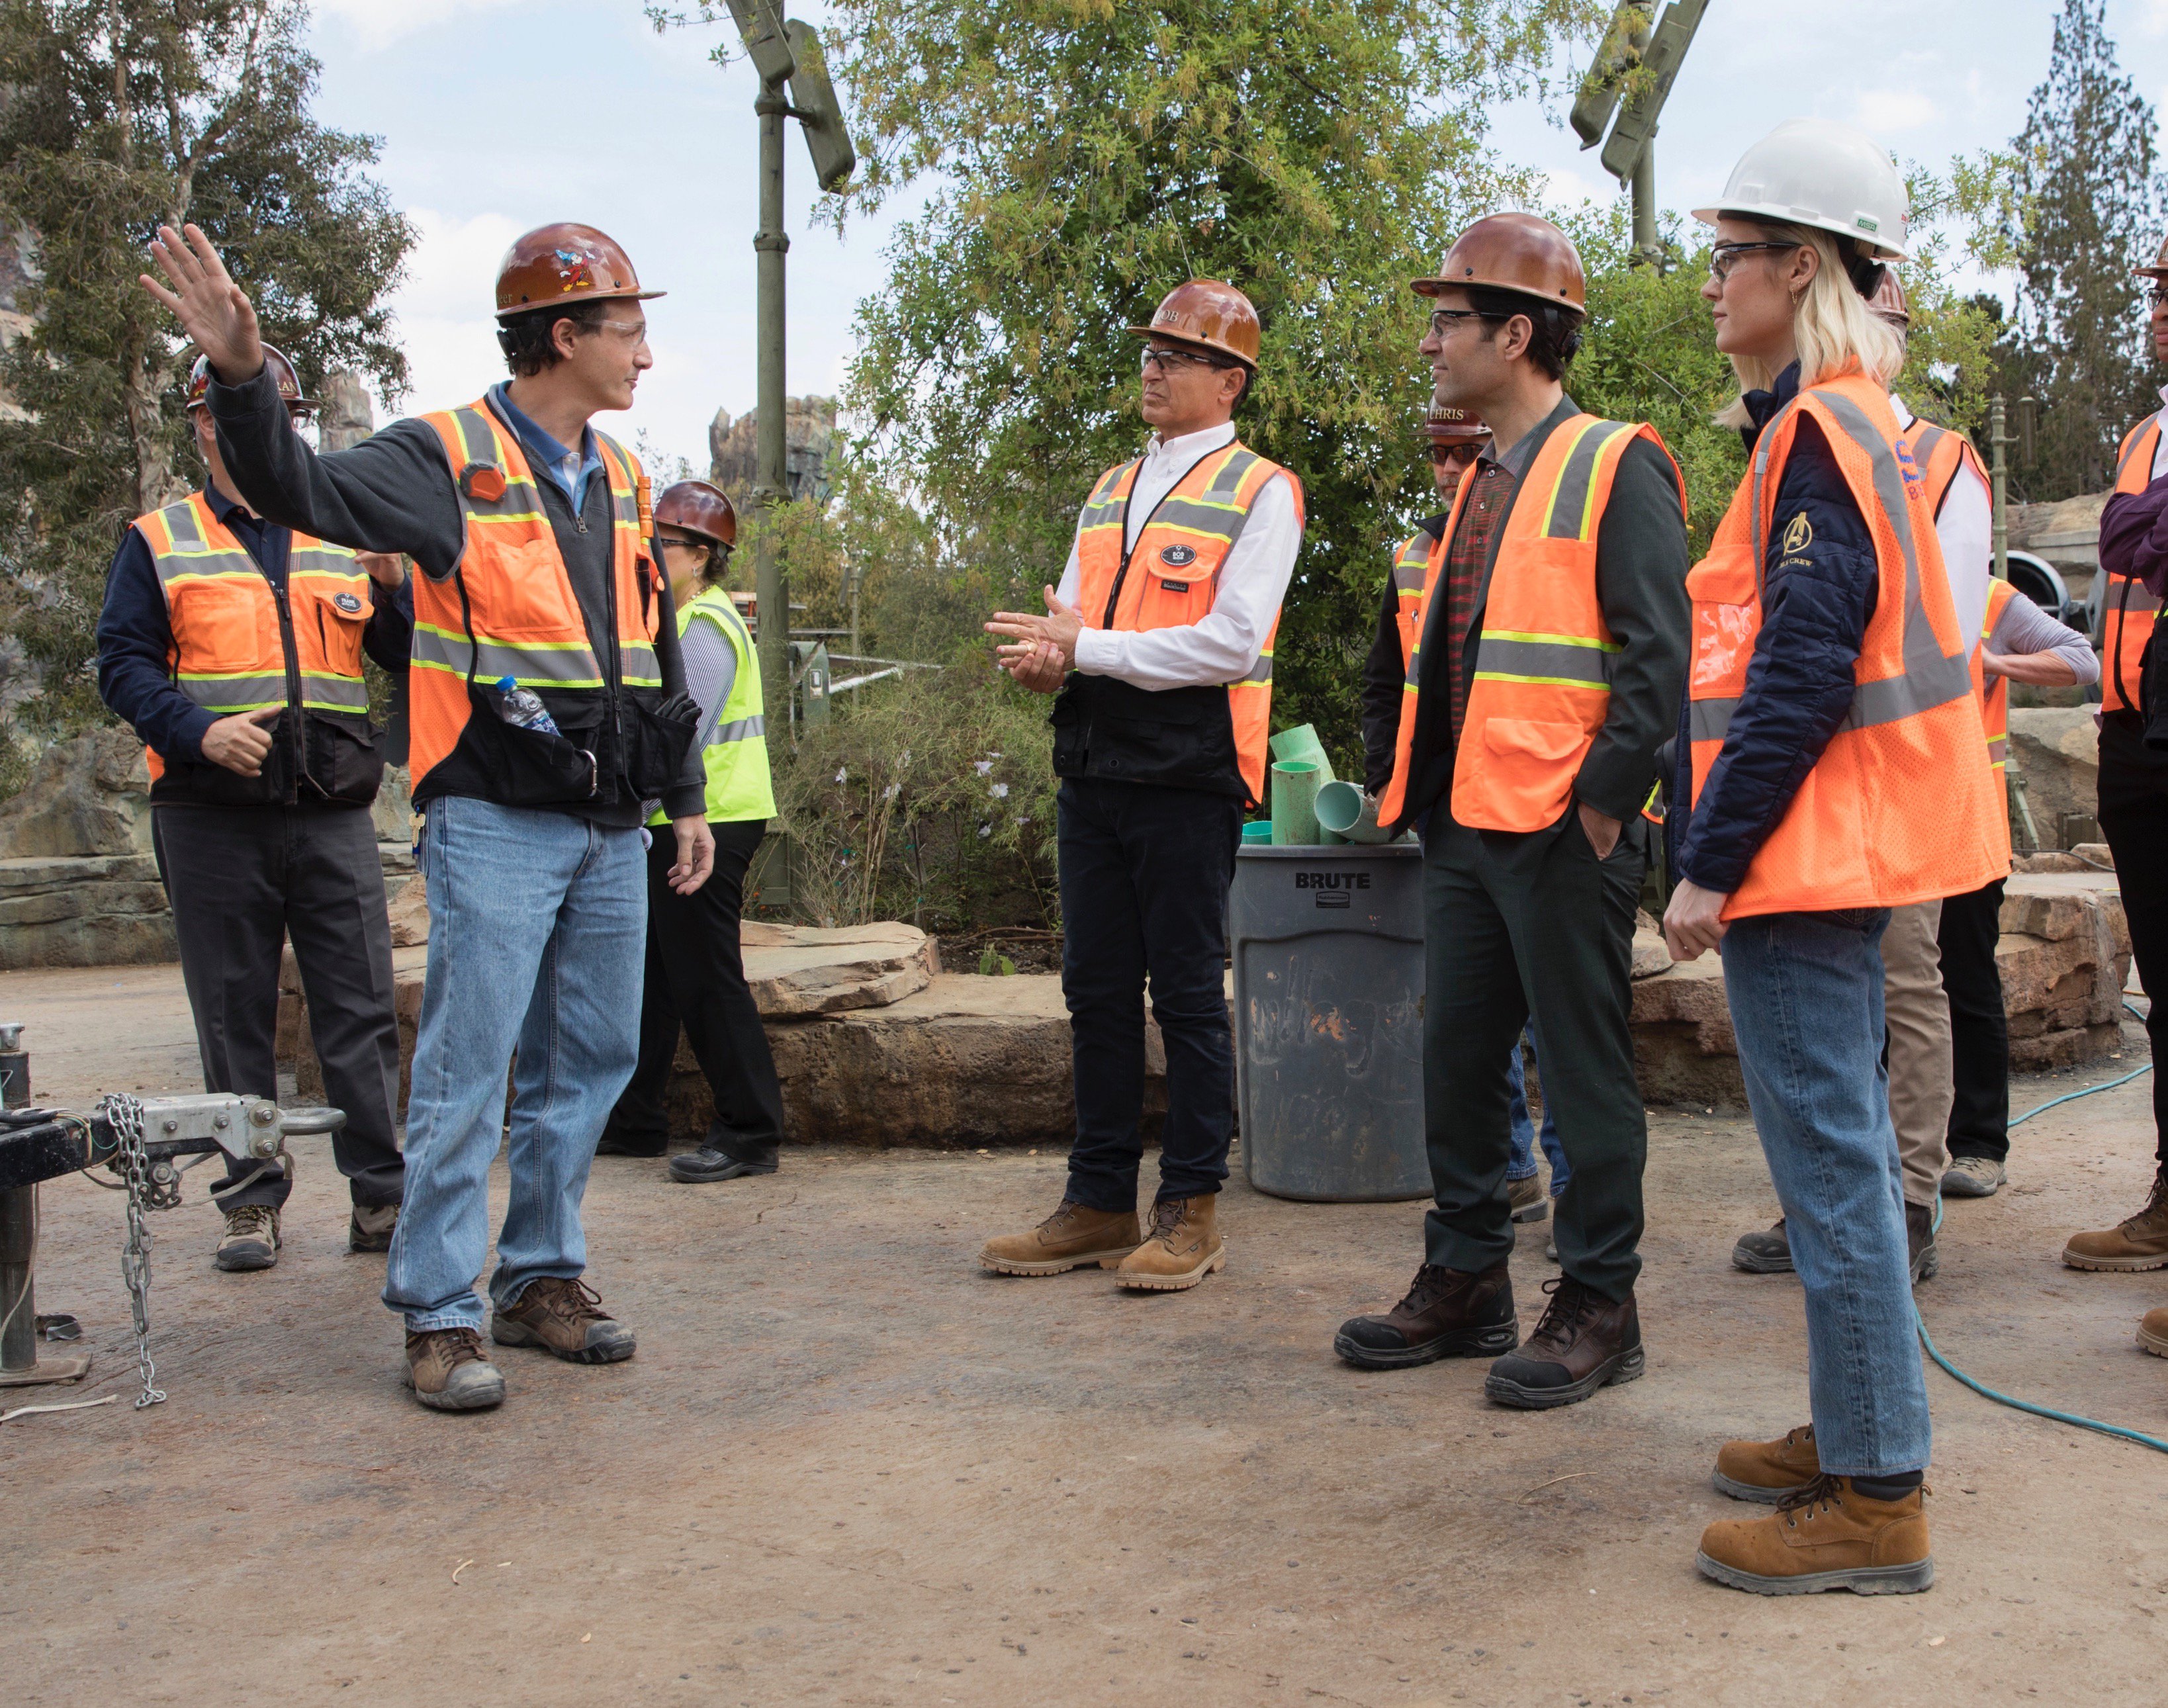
[0,728,152,858]
[0,852,175,969]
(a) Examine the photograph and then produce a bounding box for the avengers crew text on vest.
[1054,439,1304,805]
[130,490,385,806]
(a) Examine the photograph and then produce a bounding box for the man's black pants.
[1938,877,2009,1162]
[153,802,405,1210]
[1421,807,1648,1301]
[611,819,784,1167]
[2098,746,2168,1167]
[1057,777,1242,1210]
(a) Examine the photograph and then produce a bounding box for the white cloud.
[2140,0,2168,38]
[1538,164,1615,210]
[314,0,519,52]
[1852,88,1941,133]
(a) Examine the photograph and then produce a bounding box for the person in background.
[143,220,713,1412]
[1337,214,1688,1406]
[1668,118,2005,1596]
[600,480,787,1185]
[97,346,409,1273]
[977,280,1303,1294]
[2065,234,2168,1316]
[1356,404,1570,1230]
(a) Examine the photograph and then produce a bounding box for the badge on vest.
[1159,544,1198,567]
[459,461,507,503]
[333,592,364,614]
[1782,512,1813,555]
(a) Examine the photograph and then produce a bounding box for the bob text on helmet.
[1694,116,1911,296]
[1126,279,1261,371]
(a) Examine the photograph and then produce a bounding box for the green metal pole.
[1630,138,1660,271]
[753,79,791,730]
[1990,394,2008,582]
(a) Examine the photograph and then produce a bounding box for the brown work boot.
[214,1204,280,1272]
[349,1202,398,1254]
[1483,1276,1643,1409]
[1114,1194,1226,1292]
[489,1276,636,1364]
[1508,1173,1549,1224]
[979,1200,1142,1276]
[2140,1306,2168,1359]
[1695,1474,1934,1596]
[403,1327,506,1412]
[2063,1167,2168,1271]
[1713,1423,1822,1503]
[1334,1261,1518,1369]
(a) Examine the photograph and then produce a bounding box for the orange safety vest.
[1969,575,2019,871]
[1377,414,1682,832]
[1066,438,1303,807]
[2102,410,2165,714]
[131,491,373,793]
[1903,416,1988,521]
[1685,371,2004,918]
[408,397,663,805]
[1387,527,1433,672]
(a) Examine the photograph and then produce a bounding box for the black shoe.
[1733,1218,1793,1275]
[1906,1202,1938,1284]
[1333,1261,1518,1369]
[1483,1277,1643,1410]
[596,1130,668,1158]
[668,1146,780,1184]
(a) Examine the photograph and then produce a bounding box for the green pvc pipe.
[1268,724,1335,784]
[1316,778,1396,844]
[1271,760,1322,846]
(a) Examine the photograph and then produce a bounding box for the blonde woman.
[1660,119,2005,1595]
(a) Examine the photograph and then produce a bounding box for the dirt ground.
[3,962,2166,1707]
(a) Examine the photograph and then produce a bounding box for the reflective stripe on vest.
[1375,416,1680,832]
[1072,439,1304,806]
[408,398,660,793]
[131,493,370,779]
[2103,412,2165,714]
[1973,576,2019,773]
[1685,373,2005,917]
[649,585,776,826]
[1903,418,1987,523]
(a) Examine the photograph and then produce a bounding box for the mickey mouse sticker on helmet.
[494,223,665,320]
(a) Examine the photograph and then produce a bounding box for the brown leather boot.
[1695,1474,1934,1596]
[1333,1261,1517,1369]
[2140,1306,2168,1358]
[404,1328,506,1412]
[1713,1423,1821,1503]
[1507,1173,1549,1224]
[1483,1275,1643,1409]
[490,1277,636,1364]
[979,1200,1142,1276]
[2063,1167,2168,1271]
[1113,1194,1225,1292]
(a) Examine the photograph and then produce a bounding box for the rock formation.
[708,395,837,505]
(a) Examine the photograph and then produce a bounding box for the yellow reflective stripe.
[1480,628,1623,653]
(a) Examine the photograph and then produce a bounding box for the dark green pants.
[1421,807,1648,1300]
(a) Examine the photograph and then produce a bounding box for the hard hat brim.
[1408,275,1587,316]
[1692,204,1907,263]
[495,286,666,323]
[1126,324,1257,371]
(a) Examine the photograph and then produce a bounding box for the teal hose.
[1917,997,2168,1455]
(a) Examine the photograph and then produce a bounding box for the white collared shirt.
[1053,420,1301,692]
[1892,393,1993,656]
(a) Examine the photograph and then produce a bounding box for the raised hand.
[140,224,264,384]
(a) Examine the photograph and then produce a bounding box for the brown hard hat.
[654,479,737,549]
[187,343,310,412]
[1414,212,1586,316]
[495,222,664,321]
[1126,279,1261,370]
[2136,232,2168,281]
[1424,404,1488,447]
[1869,268,1910,329]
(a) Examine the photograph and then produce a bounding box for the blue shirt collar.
[488,381,602,504]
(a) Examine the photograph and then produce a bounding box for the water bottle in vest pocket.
[466,678,601,803]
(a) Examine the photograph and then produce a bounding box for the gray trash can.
[1229,842,1429,1202]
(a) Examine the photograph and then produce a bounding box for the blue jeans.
[1721,909,1930,1477]
[1504,1022,1571,1194]
[384,797,647,1332]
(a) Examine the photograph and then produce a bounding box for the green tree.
[0,0,413,730]
[2002,0,2163,498]
[805,0,1603,766]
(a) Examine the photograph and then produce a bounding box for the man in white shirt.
[977,279,1304,1292]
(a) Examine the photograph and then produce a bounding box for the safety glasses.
[1707,241,1801,285]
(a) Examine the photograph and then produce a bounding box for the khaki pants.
[1882,899,1951,1209]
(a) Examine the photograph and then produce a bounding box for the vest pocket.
[302,711,386,806]
[625,692,701,797]
[464,680,601,804]
[1461,717,1588,831]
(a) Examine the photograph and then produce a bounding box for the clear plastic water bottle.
[494,675,561,738]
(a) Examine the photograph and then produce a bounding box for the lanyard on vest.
[1100,443,1231,627]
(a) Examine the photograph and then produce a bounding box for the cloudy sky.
[304,0,2168,469]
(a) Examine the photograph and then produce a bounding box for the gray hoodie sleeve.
[1985,588,2100,686]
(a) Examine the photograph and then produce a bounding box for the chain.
[100,1093,165,1410]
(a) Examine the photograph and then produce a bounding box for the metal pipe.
[753,79,791,731]
[1991,394,2009,583]
[1630,138,1661,270]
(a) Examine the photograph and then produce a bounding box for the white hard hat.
[1694,117,1910,262]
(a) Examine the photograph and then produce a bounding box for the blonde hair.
[1714,221,1905,429]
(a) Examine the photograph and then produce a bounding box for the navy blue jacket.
[1670,365,1881,894]
[97,483,412,766]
